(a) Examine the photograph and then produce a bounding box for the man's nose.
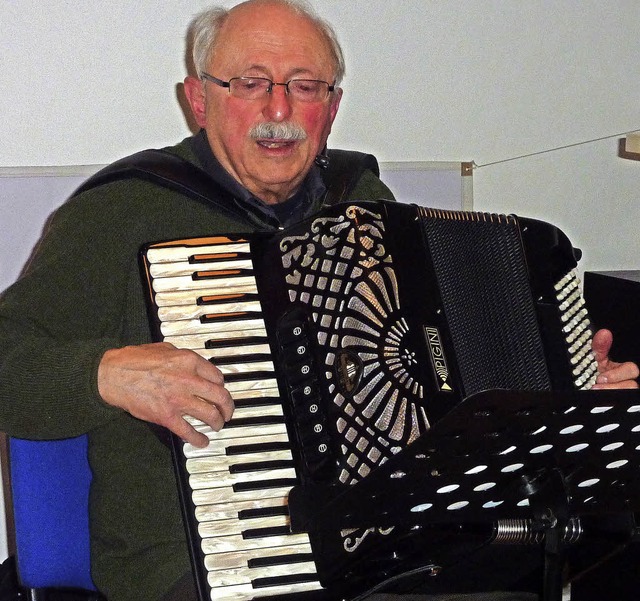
[263,84,293,122]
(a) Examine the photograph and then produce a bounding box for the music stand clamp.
[519,467,571,601]
[288,388,640,600]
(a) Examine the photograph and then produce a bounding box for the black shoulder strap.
[322,149,380,206]
[73,147,380,212]
[72,149,250,223]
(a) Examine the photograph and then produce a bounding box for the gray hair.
[188,0,346,85]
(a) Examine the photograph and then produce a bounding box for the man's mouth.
[257,139,296,149]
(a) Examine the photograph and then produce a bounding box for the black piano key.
[222,370,276,384]
[205,335,269,349]
[196,292,260,305]
[242,525,291,539]
[252,573,320,589]
[229,459,294,474]
[233,396,282,409]
[189,251,253,264]
[238,505,289,520]
[232,478,298,493]
[201,311,263,324]
[225,441,291,455]
[211,353,273,366]
[247,552,314,569]
[226,415,285,428]
[193,268,254,280]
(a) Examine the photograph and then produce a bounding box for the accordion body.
[140,200,597,600]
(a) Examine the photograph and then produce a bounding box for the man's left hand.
[591,328,639,389]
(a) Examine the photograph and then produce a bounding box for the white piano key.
[183,402,283,432]
[207,580,322,601]
[150,258,254,278]
[163,328,268,350]
[146,241,251,264]
[225,379,280,394]
[188,416,285,441]
[198,344,272,360]
[198,514,290,538]
[188,423,288,443]
[228,404,284,420]
[192,484,293,507]
[218,361,275,376]
[154,282,259,307]
[194,496,288,523]
[184,398,283,430]
[204,561,318,587]
[184,432,291,458]
[186,449,292,475]
[160,317,266,337]
[184,409,282,430]
[204,542,314,571]
[202,532,312,555]
[157,299,262,322]
[184,412,281,432]
[152,273,258,294]
[185,406,284,435]
[189,466,297,490]
[228,387,282,401]
[184,410,286,442]
[187,419,288,455]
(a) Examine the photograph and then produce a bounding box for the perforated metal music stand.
[289,388,640,601]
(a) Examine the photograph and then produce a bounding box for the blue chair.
[8,435,102,599]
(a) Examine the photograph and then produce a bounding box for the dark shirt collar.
[188,129,326,228]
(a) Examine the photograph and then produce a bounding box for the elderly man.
[0,1,636,601]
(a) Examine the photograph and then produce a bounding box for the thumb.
[591,328,613,363]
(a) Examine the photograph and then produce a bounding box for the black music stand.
[289,388,640,601]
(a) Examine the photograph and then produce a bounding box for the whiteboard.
[380,161,473,210]
[0,169,95,294]
[0,161,472,294]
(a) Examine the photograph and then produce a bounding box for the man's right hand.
[97,342,234,447]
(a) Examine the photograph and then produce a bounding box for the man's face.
[187,2,342,205]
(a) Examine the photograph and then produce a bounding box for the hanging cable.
[472,127,640,170]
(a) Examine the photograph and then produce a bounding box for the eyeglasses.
[201,72,335,103]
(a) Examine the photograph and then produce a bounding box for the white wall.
[1,0,639,561]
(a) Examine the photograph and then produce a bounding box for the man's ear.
[330,87,343,124]
[183,75,207,128]
[324,87,343,137]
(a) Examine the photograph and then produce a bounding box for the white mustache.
[250,121,307,141]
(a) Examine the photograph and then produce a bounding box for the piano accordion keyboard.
[143,238,324,601]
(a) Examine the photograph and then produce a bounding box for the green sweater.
[0,136,394,601]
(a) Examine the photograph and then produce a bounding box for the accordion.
[140,200,599,601]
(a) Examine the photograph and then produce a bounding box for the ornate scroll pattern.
[341,526,395,553]
[279,205,429,486]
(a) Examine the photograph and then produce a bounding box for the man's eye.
[294,81,317,93]
[239,79,262,90]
